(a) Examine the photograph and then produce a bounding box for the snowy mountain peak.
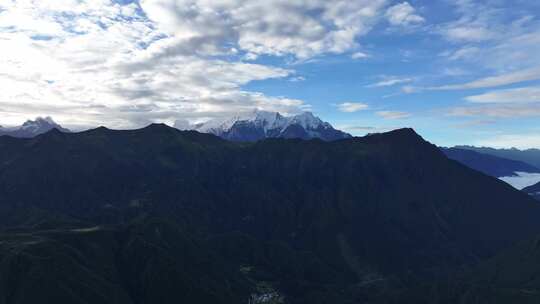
[21,116,68,134]
[288,111,328,130]
[0,117,70,138]
[22,116,58,129]
[182,111,351,142]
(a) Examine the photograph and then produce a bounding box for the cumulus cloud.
[336,102,369,113]
[0,0,395,128]
[385,2,424,27]
[376,111,411,119]
[140,0,388,59]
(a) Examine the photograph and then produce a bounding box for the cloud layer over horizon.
[0,0,539,148]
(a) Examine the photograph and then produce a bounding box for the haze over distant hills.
[456,146,540,170]
[442,147,540,178]
[450,146,540,191]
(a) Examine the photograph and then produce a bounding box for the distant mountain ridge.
[177,110,351,141]
[442,147,540,178]
[0,117,70,138]
[456,145,540,169]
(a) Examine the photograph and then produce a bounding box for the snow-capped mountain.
[0,117,70,138]
[178,110,351,142]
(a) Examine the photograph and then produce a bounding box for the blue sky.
[0,0,539,148]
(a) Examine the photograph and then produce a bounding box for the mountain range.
[447,146,540,195]
[0,117,70,138]
[1,124,540,303]
[3,115,540,193]
[442,147,540,178]
[456,146,540,169]
[176,110,351,142]
[3,115,540,195]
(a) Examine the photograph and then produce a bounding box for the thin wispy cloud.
[431,68,540,91]
[351,52,370,60]
[465,87,540,103]
[448,104,540,118]
[436,0,499,43]
[367,76,414,88]
[376,111,411,119]
[336,102,369,113]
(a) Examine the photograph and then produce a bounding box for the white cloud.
[479,31,540,72]
[439,31,540,75]
[401,85,418,94]
[173,119,192,130]
[447,85,540,120]
[140,0,388,59]
[367,76,413,88]
[336,102,369,113]
[437,1,540,72]
[437,0,498,43]
[0,0,396,128]
[465,87,540,103]
[428,67,540,91]
[385,2,424,27]
[448,104,540,118]
[443,46,481,61]
[351,51,370,59]
[376,111,411,119]
[442,26,494,42]
[337,124,401,136]
[499,172,540,190]
[289,76,306,82]
[442,67,469,76]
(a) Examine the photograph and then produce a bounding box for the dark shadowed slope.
[524,182,540,201]
[0,125,540,303]
[414,235,540,304]
[442,147,540,178]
